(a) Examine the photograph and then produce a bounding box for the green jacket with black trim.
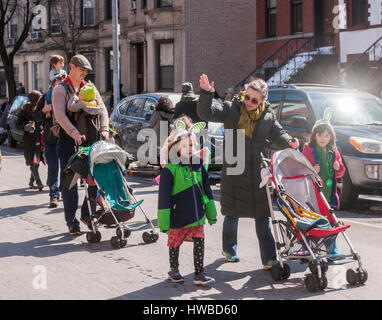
[157,159,217,233]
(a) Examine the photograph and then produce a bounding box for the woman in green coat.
[197,74,299,269]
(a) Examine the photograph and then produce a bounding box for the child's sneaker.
[194,272,215,285]
[263,258,279,271]
[168,269,184,283]
[221,250,240,262]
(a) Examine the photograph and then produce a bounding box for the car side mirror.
[291,115,309,130]
[145,113,151,121]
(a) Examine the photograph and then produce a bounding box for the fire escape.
[341,35,382,96]
[236,37,335,88]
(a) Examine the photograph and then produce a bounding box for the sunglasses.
[244,95,259,105]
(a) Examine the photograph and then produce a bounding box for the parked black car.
[268,84,382,209]
[6,95,28,147]
[111,93,224,169]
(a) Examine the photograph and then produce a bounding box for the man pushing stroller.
[52,54,109,235]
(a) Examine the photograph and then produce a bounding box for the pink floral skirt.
[167,226,204,248]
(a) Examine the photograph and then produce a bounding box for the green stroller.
[65,140,158,248]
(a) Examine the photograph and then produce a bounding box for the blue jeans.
[222,215,276,265]
[58,138,96,228]
[45,142,60,199]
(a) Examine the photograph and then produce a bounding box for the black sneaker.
[68,225,81,235]
[168,269,184,283]
[194,272,215,285]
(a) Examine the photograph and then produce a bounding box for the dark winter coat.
[16,108,43,166]
[197,89,292,219]
[173,92,202,123]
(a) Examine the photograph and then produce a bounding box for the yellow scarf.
[238,101,266,139]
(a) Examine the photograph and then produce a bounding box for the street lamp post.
[112,0,120,108]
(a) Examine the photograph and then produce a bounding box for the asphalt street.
[0,144,381,300]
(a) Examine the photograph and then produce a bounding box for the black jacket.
[197,89,292,219]
[173,92,202,123]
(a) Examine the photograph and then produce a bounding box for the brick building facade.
[0,0,257,105]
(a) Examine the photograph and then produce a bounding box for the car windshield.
[310,92,382,126]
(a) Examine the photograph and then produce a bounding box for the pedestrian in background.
[42,77,61,208]
[16,90,44,191]
[149,96,174,138]
[173,82,202,123]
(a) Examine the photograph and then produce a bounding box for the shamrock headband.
[173,119,206,139]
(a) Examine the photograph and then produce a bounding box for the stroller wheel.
[357,268,368,285]
[142,232,158,244]
[111,236,121,249]
[346,269,358,286]
[305,274,318,292]
[87,231,101,244]
[120,239,128,248]
[282,263,291,280]
[117,227,131,239]
[270,264,282,281]
[142,232,152,244]
[318,274,328,290]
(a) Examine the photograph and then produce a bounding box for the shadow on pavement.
[111,259,346,300]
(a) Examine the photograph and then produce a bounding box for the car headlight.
[349,137,382,153]
[208,122,224,136]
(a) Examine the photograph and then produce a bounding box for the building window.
[32,62,44,93]
[82,0,95,27]
[352,0,367,26]
[291,0,303,33]
[30,23,43,41]
[156,0,172,8]
[8,18,18,45]
[142,0,147,9]
[105,48,113,91]
[81,51,96,83]
[105,0,120,20]
[266,0,277,37]
[324,0,332,22]
[157,41,174,91]
[50,10,61,34]
[105,0,112,20]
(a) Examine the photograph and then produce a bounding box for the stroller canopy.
[88,141,132,177]
[271,149,324,213]
[271,149,321,187]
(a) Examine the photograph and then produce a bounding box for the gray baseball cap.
[70,54,92,72]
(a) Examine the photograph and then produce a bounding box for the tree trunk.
[3,60,16,102]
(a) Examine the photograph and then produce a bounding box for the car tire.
[338,168,359,210]
[7,130,17,148]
